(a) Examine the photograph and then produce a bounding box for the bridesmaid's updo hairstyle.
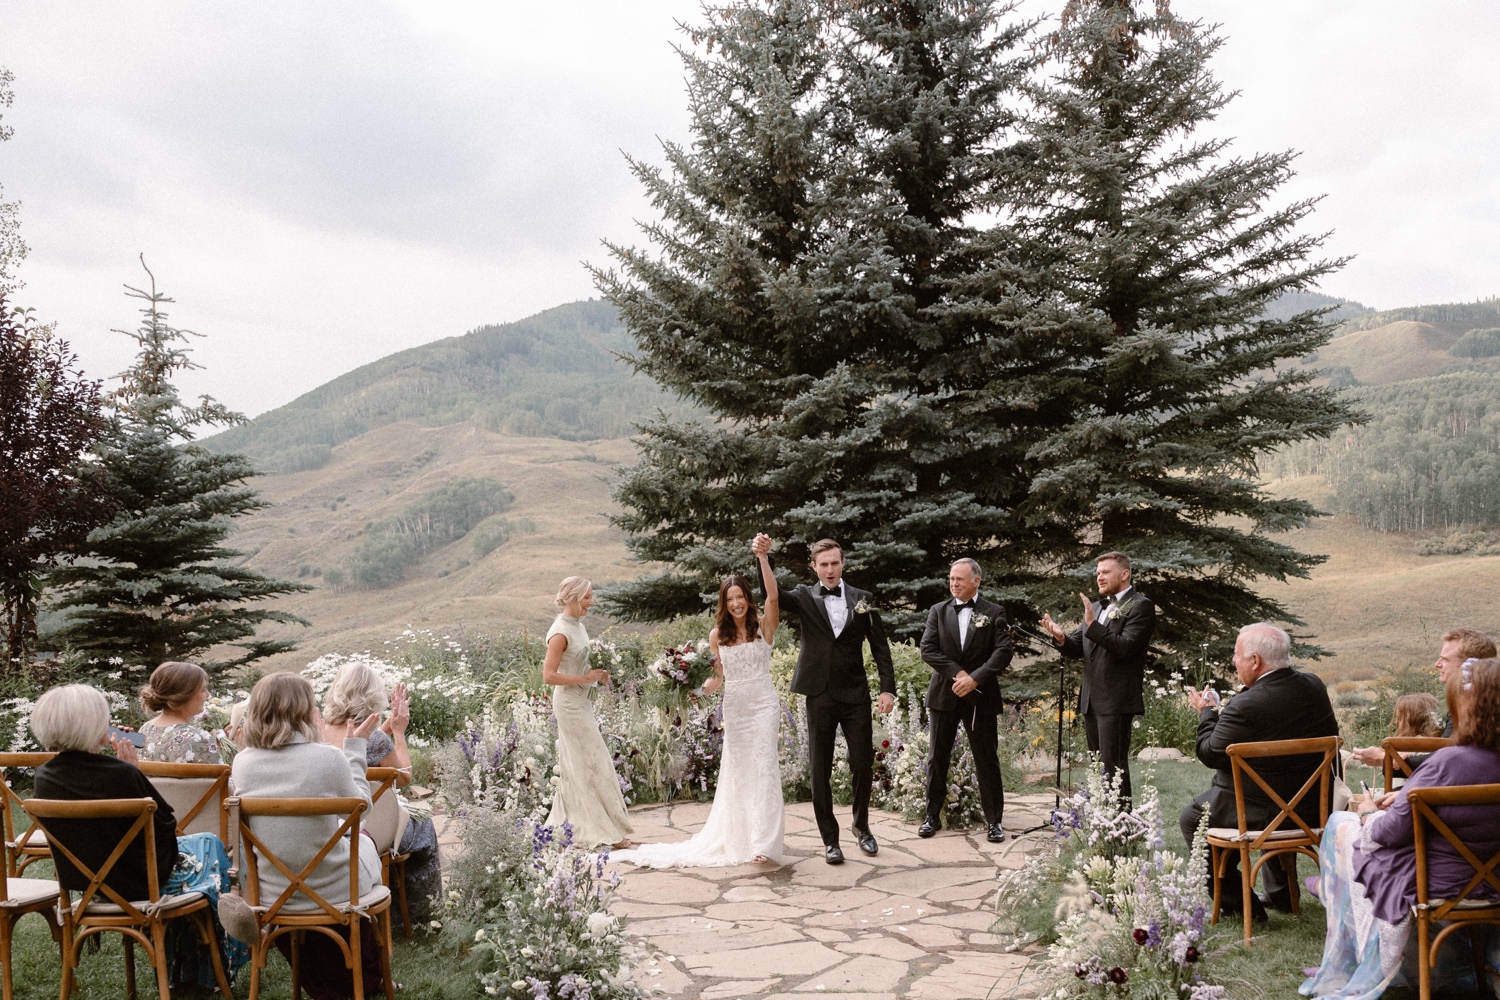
[715,574,761,647]
[241,673,321,750]
[140,660,209,715]
[555,576,593,609]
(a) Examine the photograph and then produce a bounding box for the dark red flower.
[881,739,891,748]
[875,752,886,761]
[1074,965,1087,979]
[1108,967,1128,984]
[1184,946,1199,963]
[1132,928,1149,945]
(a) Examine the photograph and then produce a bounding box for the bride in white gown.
[614,535,785,867]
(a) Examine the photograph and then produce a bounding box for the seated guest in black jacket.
[1181,623,1339,915]
[31,684,179,902]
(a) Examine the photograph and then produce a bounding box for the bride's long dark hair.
[715,575,761,647]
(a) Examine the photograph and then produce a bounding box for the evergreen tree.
[46,261,308,670]
[1011,0,1354,662]
[0,298,110,670]
[596,0,1051,633]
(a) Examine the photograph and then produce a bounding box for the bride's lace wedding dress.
[612,637,785,867]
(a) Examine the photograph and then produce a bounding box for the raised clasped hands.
[751,533,772,558]
[1038,612,1067,643]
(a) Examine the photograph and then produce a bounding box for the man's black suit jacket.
[1058,592,1155,717]
[919,597,1012,714]
[1194,666,1341,830]
[783,583,895,704]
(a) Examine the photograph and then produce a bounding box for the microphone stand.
[1014,623,1071,836]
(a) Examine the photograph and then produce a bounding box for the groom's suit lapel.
[808,584,836,636]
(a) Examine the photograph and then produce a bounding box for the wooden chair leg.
[198,909,235,998]
[1,914,13,1000]
[396,866,413,939]
[151,923,173,1000]
[1283,854,1301,915]
[248,944,264,1000]
[1417,913,1431,1000]
[380,911,397,1000]
[1240,846,1254,943]
[56,918,75,1000]
[350,919,365,1000]
[123,934,137,1000]
[1209,845,1223,924]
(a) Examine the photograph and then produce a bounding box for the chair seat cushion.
[83,890,204,916]
[0,878,59,906]
[258,884,391,917]
[1207,826,1322,844]
[8,829,48,849]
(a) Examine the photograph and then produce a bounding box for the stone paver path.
[609,796,1058,999]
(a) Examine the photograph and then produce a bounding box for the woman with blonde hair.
[321,660,442,924]
[138,659,222,763]
[543,575,634,849]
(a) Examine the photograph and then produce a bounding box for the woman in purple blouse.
[1301,658,1500,999]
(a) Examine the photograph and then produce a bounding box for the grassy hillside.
[1312,297,1500,387]
[203,299,692,473]
[225,420,642,673]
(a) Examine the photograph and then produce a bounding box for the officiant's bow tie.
[954,599,976,610]
[819,585,843,598]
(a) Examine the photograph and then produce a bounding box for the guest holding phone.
[138,660,223,764]
[542,576,634,850]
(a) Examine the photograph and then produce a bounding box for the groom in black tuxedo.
[1041,551,1156,803]
[760,536,895,864]
[918,558,1013,843]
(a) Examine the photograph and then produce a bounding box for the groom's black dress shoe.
[854,828,878,856]
[824,845,845,865]
[917,818,940,838]
[986,823,1006,843]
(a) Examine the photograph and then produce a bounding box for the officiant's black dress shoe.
[986,823,1006,843]
[917,818,940,838]
[854,828,878,856]
[824,845,845,865]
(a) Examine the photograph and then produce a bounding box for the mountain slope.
[204,299,690,473]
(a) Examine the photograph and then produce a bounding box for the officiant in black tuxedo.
[757,535,895,864]
[918,558,1013,843]
[1040,551,1156,802]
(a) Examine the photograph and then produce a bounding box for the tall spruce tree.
[46,261,307,670]
[597,0,1052,633]
[1010,0,1353,663]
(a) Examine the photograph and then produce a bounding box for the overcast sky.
[2,1,1496,418]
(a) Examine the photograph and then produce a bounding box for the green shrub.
[1449,327,1500,358]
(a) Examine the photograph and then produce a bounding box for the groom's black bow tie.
[954,599,976,610]
[819,585,843,598]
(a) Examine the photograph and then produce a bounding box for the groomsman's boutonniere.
[853,598,873,615]
[971,613,991,629]
[1110,595,1137,617]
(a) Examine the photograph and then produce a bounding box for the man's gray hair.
[1238,622,1291,669]
[951,558,982,580]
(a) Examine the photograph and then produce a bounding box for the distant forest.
[205,300,694,473]
[1267,372,1500,531]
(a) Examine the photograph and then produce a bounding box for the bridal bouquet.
[646,640,716,709]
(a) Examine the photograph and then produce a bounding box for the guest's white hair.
[31,684,110,752]
[322,661,390,726]
[1238,622,1291,669]
[950,558,982,580]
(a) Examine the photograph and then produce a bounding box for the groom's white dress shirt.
[955,598,974,650]
[823,585,848,637]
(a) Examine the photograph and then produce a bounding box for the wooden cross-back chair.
[22,797,232,1000]
[0,763,61,1000]
[1409,783,1500,1000]
[0,753,56,878]
[135,761,232,842]
[1381,737,1455,792]
[230,795,396,1000]
[1205,736,1341,943]
[365,767,414,938]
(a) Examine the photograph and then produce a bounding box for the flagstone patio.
[608,795,1060,1000]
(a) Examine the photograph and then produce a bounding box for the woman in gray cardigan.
[231,672,383,999]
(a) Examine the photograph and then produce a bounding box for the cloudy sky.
[2,1,1496,418]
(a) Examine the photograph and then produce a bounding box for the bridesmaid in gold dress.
[543,576,635,849]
